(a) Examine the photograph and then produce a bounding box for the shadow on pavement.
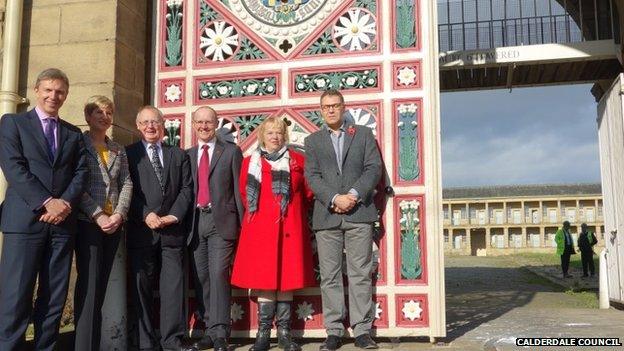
[444,265,553,342]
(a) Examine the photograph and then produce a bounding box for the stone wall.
[16,0,150,144]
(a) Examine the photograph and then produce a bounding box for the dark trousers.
[561,251,572,275]
[0,229,74,351]
[581,250,595,276]
[73,220,121,351]
[191,210,235,339]
[129,242,185,350]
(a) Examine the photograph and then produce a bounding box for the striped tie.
[150,144,164,192]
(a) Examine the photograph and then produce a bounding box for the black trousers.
[190,209,235,339]
[0,229,74,351]
[129,242,185,350]
[560,247,573,275]
[581,250,595,276]
[73,220,121,351]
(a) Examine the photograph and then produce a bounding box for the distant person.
[555,221,576,278]
[577,223,597,277]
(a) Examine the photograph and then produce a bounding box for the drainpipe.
[0,0,27,258]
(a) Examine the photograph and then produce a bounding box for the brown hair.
[320,89,344,104]
[35,68,69,88]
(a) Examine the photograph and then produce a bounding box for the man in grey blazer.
[304,89,382,351]
[186,106,243,351]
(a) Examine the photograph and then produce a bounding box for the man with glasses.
[126,106,195,351]
[186,106,243,351]
[304,89,382,350]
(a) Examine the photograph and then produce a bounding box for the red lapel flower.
[347,126,356,136]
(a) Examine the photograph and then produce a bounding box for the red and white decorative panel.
[395,294,428,327]
[155,0,444,338]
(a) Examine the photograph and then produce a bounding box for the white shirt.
[142,140,164,167]
[196,138,216,166]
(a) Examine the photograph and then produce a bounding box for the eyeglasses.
[193,120,217,126]
[138,120,162,127]
[321,103,343,111]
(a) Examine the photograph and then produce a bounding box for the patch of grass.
[523,273,564,290]
[513,252,598,270]
[564,289,599,309]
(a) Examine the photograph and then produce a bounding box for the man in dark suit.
[126,106,195,351]
[0,68,88,351]
[304,89,382,351]
[187,106,243,351]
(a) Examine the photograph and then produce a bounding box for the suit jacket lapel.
[53,120,68,166]
[84,135,111,183]
[341,124,355,167]
[137,143,156,186]
[106,139,119,173]
[161,145,171,188]
[189,146,199,194]
[210,140,224,176]
[320,128,340,173]
[28,110,52,165]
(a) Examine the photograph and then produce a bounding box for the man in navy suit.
[0,68,88,351]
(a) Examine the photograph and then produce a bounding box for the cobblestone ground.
[44,255,624,350]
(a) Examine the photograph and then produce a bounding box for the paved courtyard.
[31,255,624,350]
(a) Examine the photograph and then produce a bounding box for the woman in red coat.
[231,117,316,351]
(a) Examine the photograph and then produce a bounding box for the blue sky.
[440,84,602,187]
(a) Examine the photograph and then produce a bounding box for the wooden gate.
[154,0,444,338]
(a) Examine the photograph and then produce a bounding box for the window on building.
[495,210,504,224]
[566,208,576,222]
[586,208,595,222]
[513,209,522,224]
[531,210,540,224]
[549,209,557,223]
[477,210,486,225]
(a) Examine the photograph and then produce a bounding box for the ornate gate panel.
[155,0,444,339]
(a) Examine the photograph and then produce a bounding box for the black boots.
[276,301,301,351]
[250,301,301,351]
[250,301,275,351]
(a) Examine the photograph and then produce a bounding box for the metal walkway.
[438,0,623,91]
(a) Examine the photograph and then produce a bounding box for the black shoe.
[354,335,378,349]
[319,336,342,351]
[214,337,229,351]
[194,335,214,350]
[565,274,573,278]
[249,328,271,351]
